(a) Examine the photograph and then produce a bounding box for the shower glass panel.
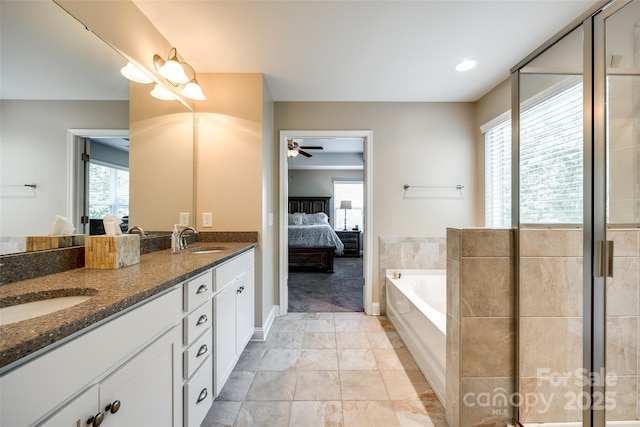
[604,1,640,424]
[517,23,585,425]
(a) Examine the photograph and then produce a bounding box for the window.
[484,80,583,227]
[89,161,129,219]
[333,180,363,231]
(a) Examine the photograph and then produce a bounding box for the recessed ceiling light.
[455,59,477,72]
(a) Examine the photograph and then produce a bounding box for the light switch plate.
[179,212,190,227]
[202,212,213,228]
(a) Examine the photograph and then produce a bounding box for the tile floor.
[201,312,447,427]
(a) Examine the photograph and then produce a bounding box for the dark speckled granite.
[0,235,257,371]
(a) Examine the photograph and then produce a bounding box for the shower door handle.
[594,240,614,278]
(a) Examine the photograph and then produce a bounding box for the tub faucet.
[393,271,402,279]
[127,226,146,237]
[179,227,198,249]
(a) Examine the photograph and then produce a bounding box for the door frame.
[67,128,129,233]
[278,130,374,315]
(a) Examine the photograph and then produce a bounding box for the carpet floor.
[287,256,364,312]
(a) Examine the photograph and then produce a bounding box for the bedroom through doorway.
[280,131,371,314]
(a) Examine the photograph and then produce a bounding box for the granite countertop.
[0,242,255,372]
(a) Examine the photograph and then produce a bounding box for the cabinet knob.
[196,284,208,294]
[87,412,104,427]
[196,388,208,404]
[196,314,208,325]
[106,400,121,414]
[197,344,208,357]
[237,286,245,293]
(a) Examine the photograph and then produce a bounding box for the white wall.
[275,102,479,304]
[0,99,128,237]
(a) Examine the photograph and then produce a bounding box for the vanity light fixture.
[154,47,189,85]
[150,83,176,101]
[179,63,206,101]
[120,62,154,84]
[455,59,477,72]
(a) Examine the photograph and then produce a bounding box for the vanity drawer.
[184,329,212,379]
[183,270,213,312]
[214,250,254,292]
[183,355,212,427]
[183,300,212,345]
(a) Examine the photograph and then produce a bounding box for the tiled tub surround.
[446,228,515,427]
[379,236,446,315]
[0,241,256,370]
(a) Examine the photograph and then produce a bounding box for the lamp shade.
[340,200,352,210]
[120,62,153,84]
[181,81,206,100]
[158,59,189,84]
[150,83,175,100]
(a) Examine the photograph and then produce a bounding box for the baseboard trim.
[251,305,278,341]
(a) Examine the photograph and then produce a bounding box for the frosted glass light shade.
[181,81,206,100]
[150,84,175,100]
[158,59,189,84]
[120,62,153,84]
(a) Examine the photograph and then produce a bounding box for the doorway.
[278,130,374,316]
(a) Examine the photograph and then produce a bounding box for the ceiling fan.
[287,139,323,158]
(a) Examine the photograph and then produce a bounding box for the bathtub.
[386,269,446,405]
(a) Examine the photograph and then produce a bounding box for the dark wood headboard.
[288,196,331,219]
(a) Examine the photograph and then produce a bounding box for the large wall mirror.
[0,1,194,255]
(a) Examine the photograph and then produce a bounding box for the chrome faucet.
[179,227,198,249]
[127,226,146,237]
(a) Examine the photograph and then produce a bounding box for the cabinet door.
[235,270,254,356]
[98,326,181,427]
[214,284,237,396]
[40,385,98,427]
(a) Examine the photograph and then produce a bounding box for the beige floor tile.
[373,348,419,371]
[235,401,292,427]
[342,401,399,427]
[289,401,343,427]
[366,332,405,349]
[337,349,378,370]
[392,400,447,426]
[340,371,389,400]
[303,332,337,349]
[202,401,242,427]
[380,370,434,400]
[216,371,255,402]
[294,371,342,400]
[298,349,339,370]
[268,331,304,349]
[245,371,297,401]
[335,319,366,333]
[305,319,336,333]
[336,332,371,349]
[259,349,300,371]
[276,318,308,332]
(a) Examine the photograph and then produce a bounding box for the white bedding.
[288,224,344,255]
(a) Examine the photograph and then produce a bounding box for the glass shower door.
[602,1,640,424]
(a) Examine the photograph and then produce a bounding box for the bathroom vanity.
[0,243,255,427]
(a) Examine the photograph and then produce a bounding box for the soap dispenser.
[171,224,180,254]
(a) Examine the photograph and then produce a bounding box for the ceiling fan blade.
[299,146,323,150]
[299,150,312,158]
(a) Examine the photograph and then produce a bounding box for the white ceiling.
[133,0,601,102]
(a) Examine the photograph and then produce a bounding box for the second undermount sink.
[0,290,97,326]
[187,246,227,254]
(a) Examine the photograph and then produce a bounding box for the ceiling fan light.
[287,149,299,158]
[158,57,189,84]
[150,83,176,100]
[181,81,206,100]
[120,62,153,84]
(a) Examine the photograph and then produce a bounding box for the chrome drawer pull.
[196,284,208,294]
[197,344,208,357]
[196,388,208,404]
[196,314,208,325]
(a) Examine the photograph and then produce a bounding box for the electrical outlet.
[202,212,213,228]
[179,212,190,227]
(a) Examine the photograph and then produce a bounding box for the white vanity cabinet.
[181,269,214,427]
[0,287,183,427]
[213,249,255,396]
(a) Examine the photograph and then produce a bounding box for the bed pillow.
[304,212,329,224]
[288,213,305,225]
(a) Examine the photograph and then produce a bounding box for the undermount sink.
[0,290,97,326]
[187,246,227,254]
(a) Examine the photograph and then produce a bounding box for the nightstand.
[336,230,361,257]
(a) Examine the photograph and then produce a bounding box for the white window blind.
[519,82,583,224]
[484,80,583,227]
[333,181,363,231]
[89,162,130,219]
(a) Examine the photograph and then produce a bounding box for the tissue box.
[85,235,140,269]
[26,235,85,252]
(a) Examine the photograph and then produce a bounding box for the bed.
[288,196,344,272]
